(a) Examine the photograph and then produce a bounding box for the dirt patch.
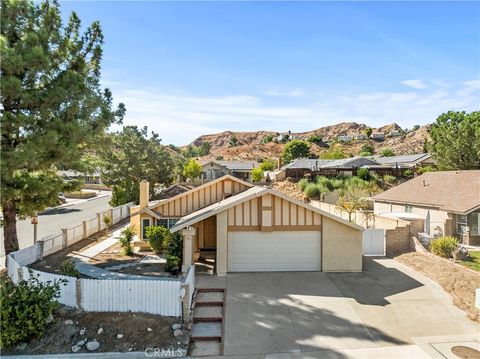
[4,307,187,355]
[271,179,305,201]
[395,252,480,322]
[89,242,143,268]
[30,219,129,276]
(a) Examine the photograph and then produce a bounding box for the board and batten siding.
[154,178,249,218]
[227,193,322,231]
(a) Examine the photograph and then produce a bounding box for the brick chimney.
[139,180,149,209]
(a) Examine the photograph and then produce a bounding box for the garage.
[228,231,321,272]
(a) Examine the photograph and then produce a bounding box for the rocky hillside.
[187,122,429,161]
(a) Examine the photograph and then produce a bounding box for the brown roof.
[372,170,480,214]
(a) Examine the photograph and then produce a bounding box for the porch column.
[181,227,196,274]
[216,211,228,276]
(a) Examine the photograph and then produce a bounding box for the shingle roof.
[282,157,379,170]
[372,170,480,214]
[367,153,432,165]
[200,160,259,170]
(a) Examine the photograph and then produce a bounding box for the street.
[0,194,112,258]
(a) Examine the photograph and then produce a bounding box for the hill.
[187,122,429,161]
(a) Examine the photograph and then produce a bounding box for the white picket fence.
[6,238,196,318]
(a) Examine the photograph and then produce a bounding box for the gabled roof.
[372,170,480,214]
[170,186,364,233]
[200,160,259,171]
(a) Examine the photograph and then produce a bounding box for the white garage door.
[228,231,321,272]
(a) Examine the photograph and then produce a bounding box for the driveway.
[224,257,478,357]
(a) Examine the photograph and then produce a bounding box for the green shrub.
[1,274,61,348]
[430,236,459,258]
[119,225,135,256]
[316,176,334,191]
[103,213,112,229]
[146,226,171,254]
[166,232,183,260]
[165,256,181,275]
[298,178,309,191]
[383,174,396,184]
[59,259,80,278]
[252,168,264,183]
[331,178,344,190]
[356,168,370,181]
[304,183,321,199]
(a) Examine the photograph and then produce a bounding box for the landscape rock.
[76,340,85,346]
[64,319,74,325]
[45,313,54,324]
[172,323,182,330]
[117,334,124,339]
[79,328,86,336]
[17,342,27,351]
[86,340,100,351]
[173,329,183,337]
[97,328,104,335]
[147,327,153,332]
[72,345,82,353]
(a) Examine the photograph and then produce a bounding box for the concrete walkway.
[72,226,176,281]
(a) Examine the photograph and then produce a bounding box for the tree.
[261,134,273,144]
[1,0,125,254]
[336,189,369,222]
[252,168,264,182]
[183,159,202,181]
[229,136,238,147]
[282,140,311,163]
[427,111,480,169]
[320,147,346,159]
[360,144,375,156]
[99,126,174,206]
[380,148,396,157]
[306,135,322,145]
[364,128,373,138]
[259,159,276,171]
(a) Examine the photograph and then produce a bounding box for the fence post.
[37,240,44,261]
[61,229,68,249]
[119,205,123,220]
[82,221,87,239]
[17,267,23,282]
[76,279,83,309]
[110,208,114,224]
[97,213,101,231]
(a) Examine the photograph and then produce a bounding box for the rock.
[76,340,85,346]
[71,345,81,353]
[45,313,54,324]
[172,323,182,330]
[64,319,74,325]
[79,328,86,336]
[117,334,123,339]
[129,348,133,352]
[86,340,100,351]
[147,327,153,332]
[97,328,104,335]
[173,329,183,337]
[17,342,27,351]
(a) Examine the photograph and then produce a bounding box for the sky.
[59,1,480,145]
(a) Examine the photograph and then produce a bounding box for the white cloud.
[107,80,480,145]
[265,88,305,97]
[401,79,428,89]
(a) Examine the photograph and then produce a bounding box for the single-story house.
[371,133,385,140]
[130,175,364,275]
[57,169,102,184]
[372,170,480,245]
[363,153,436,176]
[199,160,259,182]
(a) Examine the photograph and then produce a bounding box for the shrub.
[298,178,309,191]
[383,174,396,185]
[430,236,459,258]
[252,168,264,183]
[166,232,183,260]
[356,168,371,181]
[119,225,135,256]
[59,259,80,278]
[165,256,181,275]
[261,134,273,144]
[103,213,112,230]
[146,226,171,254]
[1,274,60,348]
[306,135,322,145]
[304,183,321,199]
[316,176,334,191]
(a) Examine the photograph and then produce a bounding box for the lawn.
[457,251,480,272]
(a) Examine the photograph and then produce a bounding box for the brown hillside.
[186,122,430,161]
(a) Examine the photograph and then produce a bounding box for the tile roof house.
[130,175,364,275]
[372,170,480,245]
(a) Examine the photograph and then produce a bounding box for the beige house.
[199,160,259,182]
[372,170,480,245]
[130,175,364,275]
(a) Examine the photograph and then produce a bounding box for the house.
[355,134,368,140]
[57,169,102,184]
[371,132,385,140]
[389,130,402,137]
[372,171,480,245]
[337,134,353,142]
[199,160,259,182]
[130,175,364,275]
[364,153,436,176]
[276,131,297,142]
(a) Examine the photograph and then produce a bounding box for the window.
[156,218,179,229]
[457,214,468,235]
[142,218,151,240]
[405,205,413,213]
[458,212,480,236]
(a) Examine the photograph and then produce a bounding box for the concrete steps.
[189,288,225,357]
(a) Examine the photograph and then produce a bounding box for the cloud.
[107,80,479,145]
[401,79,428,89]
[264,88,305,97]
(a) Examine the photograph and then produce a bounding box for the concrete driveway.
[224,257,478,357]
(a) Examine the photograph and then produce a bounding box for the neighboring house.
[337,134,353,142]
[57,169,102,184]
[199,160,259,182]
[364,153,436,176]
[372,171,480,245]
[371,132,385,140]
[130,175,364,275]
[389,130,402,137]
[276,131,297,142]
[355,134,368,140]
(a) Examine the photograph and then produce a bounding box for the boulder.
[64,319,74,325]
[117,334,124,339]
[173,329,183,337]
[172,323,182,331]
[97,328,104,335]
[86,340,100,351]
[71,345,81,353]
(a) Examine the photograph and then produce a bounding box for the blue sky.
[60,1,480,145]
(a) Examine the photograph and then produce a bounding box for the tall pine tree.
[1,0,125,254]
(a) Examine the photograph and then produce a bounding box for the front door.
[204,216,217,248]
